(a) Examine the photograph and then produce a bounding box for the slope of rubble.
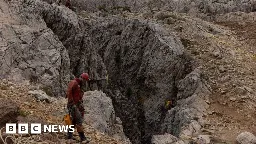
[0,80,128,144]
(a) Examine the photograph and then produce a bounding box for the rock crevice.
[1,1,210,143]
[36,2,209,143]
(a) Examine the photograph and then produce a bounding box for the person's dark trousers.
[78,132,86,141]
[67,128,73,139]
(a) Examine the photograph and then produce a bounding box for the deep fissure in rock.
[41,6,196,143]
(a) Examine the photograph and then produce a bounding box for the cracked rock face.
[0,0,70,97]
[36,2,209,143]
[83,91,131,143]
[236,132,256,144]
[1,0,210,144]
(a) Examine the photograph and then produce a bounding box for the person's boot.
[78,132,88,143]
[67,128,73,139]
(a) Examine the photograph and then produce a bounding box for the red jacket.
[66,78,83,105]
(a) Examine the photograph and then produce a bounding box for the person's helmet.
[80,73,89,81]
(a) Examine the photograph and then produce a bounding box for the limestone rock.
[236,132,256,144]
[83,91,131,143]
[196,135,211,144]
[161,69,210,137]
[151,133,179,144]
[28,90,57,103]
[36,2,210,143]
[0,1,212,143]
[0,0,71,97]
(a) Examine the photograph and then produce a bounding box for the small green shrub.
[181,38,192,48]
[112,6,131,12]
[40,85,53,97]
[98,5,108,12]
[18,110,30,117]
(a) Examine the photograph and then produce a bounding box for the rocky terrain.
[0,0,256,144]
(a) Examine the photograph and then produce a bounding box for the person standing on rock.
[66,73,90,143]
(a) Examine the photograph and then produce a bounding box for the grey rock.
[83,91,131,143]
[151,133,179,144]
[36,2,210,143]
[175,140,185,144]
[38,3,195,142]
[236,132,256,144]
[196,135,211,144]
[0,0,70,97]
[28,90,57,103]
[161,68,210,138]
[0,1,211,143]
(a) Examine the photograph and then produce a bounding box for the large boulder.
[0,99,19,128]
[83,91,131,143]
[161,68,210,137]
[236,132,256,144]
[28,90,57,103]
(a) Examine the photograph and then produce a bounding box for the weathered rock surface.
[1,0,211,144]
[33,2,193,143]
[161,68,210,138]
[44,0,256,20]
[83,91,131,143]
[28,90,57,103]
[0,0,70,97]
[0,99,19,128]
[6,1,211,143]
[151,133,184,144]
[236,132,256,144]
[196,135,211,144]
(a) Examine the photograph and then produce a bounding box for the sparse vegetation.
[112,6,131,12]
[180,38,192,48]
[98,5,108,12]
[40,85,53,97]
[18,109,30,117]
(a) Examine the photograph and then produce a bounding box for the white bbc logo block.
[18,123,29,134]
[31,123,41,134]
[6,123,16,134]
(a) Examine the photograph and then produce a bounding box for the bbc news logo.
[6,123,75,134]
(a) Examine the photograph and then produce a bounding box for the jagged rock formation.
[28,1,210,144]
[0,0,70,97]
[0,0,255,143]
[0,0,211,143]
[236,132,256,144]
[83,91,131,143]
[161,69,210,137]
